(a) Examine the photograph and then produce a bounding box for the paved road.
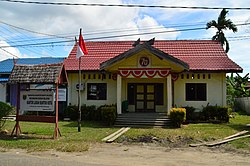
[1,144,250,166]
[0,151,104,166]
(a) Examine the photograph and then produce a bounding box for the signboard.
[58,88,67,101]
[30,84,54,90]
[20,90,54,112]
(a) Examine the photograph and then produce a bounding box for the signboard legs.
[11,84,21,136]
[54,83,60,139]
[11,83,61,139]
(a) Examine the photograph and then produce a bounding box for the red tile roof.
[64,40,242,72]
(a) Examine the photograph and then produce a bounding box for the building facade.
[64,40,242,114]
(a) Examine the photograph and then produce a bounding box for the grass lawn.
[0,114,249,152]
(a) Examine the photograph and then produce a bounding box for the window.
[87,83,107,100]
[186,83,206,101]
[6,84,10,103]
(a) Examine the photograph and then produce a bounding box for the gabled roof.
[64,40,242,72]
[9,63,67,84]
[0,57,65,74]
[100,42,189,70]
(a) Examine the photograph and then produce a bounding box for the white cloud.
[0,41,23,61]
[136,15,179,40]
[0,0,179,41]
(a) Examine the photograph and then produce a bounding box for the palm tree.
[206,9,237,53]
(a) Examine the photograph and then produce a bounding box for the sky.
[0,0,250,75]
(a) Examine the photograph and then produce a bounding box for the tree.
[0,101,14,129]
[227,73,250,99]
[206,9,237,53]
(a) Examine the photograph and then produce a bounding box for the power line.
[1,0,250,10]
[0,27,207,48]
[1,22,250,48]
[0,20,71,40]
[0,39,73,48]
[0,47,19,58]
[1,19,248,44]
[0,21,59,57]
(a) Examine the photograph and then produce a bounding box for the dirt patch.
[119,135,196,148]
[118,134,250,155]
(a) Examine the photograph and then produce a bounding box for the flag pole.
[77,29,82,132]
[76,28,88,132]
[78,55,81,132]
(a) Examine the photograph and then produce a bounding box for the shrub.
[63,105,78,121]
[202,105,218,121]
[201,105,230,122]
[0,101,15,129]
[217,107,230,122]
[169,108,186,128]
[81,105,99,120]
[100,105,117,126]
[183,106,195,121]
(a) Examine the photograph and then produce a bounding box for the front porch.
[99,41,189,115]
[116,74,173,114]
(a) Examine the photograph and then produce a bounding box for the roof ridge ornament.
[132,38,140,47]
[145,37,155,46]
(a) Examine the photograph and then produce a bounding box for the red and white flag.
[76,29,88,59]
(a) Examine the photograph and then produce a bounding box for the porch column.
[117,74,122,114]
[222,74,227,106]
[167,74,172,113]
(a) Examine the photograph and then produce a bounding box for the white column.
[222,73,227,106]
[117,74,122,114]
[167,74,172,114]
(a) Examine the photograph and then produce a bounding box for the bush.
[63,105,78,121]
[0,101,15,129]
[169,108,186,128]
[183,106,195,121]
[201,105,230,122]
[100,105,117,126]
[81,105,99,120]
[63,104,117,124]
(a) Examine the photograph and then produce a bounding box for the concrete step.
[114,113,172,128]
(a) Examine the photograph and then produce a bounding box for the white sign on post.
[58,88,67,101]
[30,84,54,90]
[20,90,54,112]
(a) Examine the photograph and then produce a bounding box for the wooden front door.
[135,84,155,112]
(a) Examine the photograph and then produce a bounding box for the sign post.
[9,63,68,139]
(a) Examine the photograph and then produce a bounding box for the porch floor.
[114,113,172,128]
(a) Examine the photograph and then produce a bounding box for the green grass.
[0,121,117,152]
[0,114,249,152]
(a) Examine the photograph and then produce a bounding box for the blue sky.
[0,0,249,75]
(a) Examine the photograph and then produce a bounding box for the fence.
[235,97,250,115]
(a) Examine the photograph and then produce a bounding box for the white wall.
[0,83,6,102]
[235,97,250,115]
[68,72,117,107]
[174,73,226,110]
[67,72,227,112]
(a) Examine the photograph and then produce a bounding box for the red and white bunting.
[118,68,171,78]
